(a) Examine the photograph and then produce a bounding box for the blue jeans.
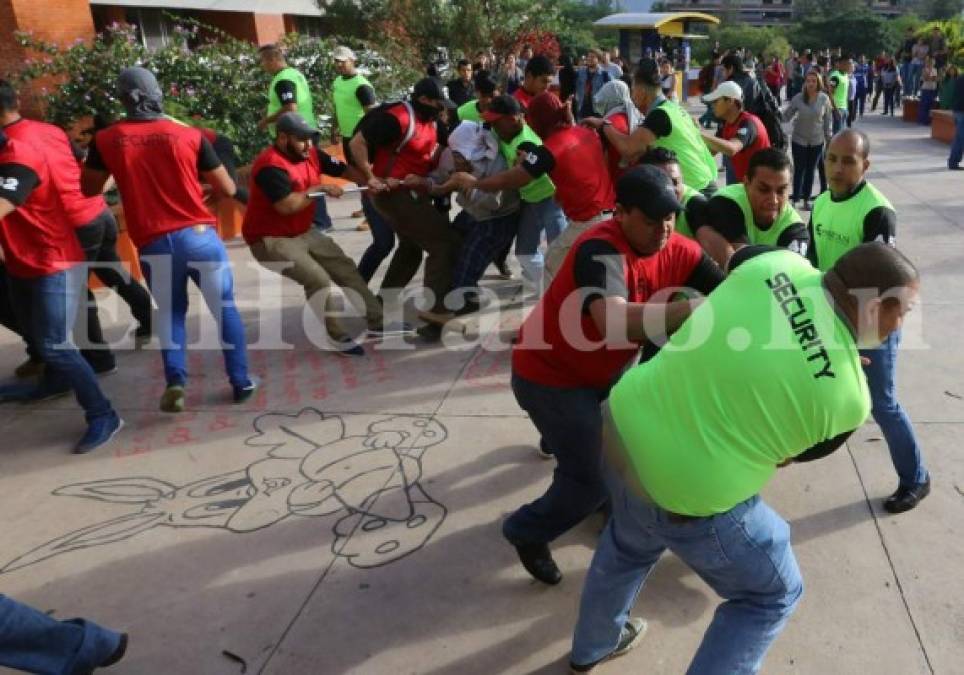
[515,197,566,288]
[571,468,803,673]
[0,595,122,674]
[948,111,964,168]
[832,108,847,135]
[451,210,519,290]
[503,373,609,545]
[356,193,396,282]
[139,226,249,388]
[907,63,922,96]
[859,330,928,488]
[5,267,113,423]
[723,155,737,185]
[791,142,823,201]
[312,195,333,231]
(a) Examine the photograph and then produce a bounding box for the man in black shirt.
[447,59,475,107]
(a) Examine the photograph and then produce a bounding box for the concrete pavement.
[0,111,960,674]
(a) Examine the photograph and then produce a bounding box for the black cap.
[276,111,320,139]
[616,165,682,220]
[633,58,661,87]
[481,94,523,121]
[412,77,456,108]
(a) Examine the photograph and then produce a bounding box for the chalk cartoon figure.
[2,409,448,573]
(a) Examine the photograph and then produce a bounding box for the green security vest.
[268,66,315,136]
[457,99,482,123]
[675,186,700,239]
[500,124,555,203]
[715,183,803,247]
[651,98,718,191]
[333,73,373,139]
[609,249,870,516]
[810,182,893,272]
[829,70,850,110]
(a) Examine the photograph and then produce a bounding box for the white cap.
[332,46,356,62]
[703,80,744,102]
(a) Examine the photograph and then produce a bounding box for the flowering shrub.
[15,18,417,163]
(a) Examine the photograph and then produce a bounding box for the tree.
[788,7,893,57]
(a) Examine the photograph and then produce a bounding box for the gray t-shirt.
[782,92,832,147]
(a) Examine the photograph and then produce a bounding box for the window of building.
[289,15,325,38]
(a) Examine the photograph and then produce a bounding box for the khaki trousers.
[373,190,462,313]
[250,228,382,341]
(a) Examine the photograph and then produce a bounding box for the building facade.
[661,0,904,26]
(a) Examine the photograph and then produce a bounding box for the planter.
[931,110,954,144]
[902,97,919,123]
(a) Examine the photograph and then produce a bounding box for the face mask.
[413,99,442,121]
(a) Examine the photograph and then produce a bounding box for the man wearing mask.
[809,129,930,513]
[0,127,122,453]
[349,78,462,325]
[82,67,254,414]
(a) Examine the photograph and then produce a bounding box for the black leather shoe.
[884,478,931,514]
[513,542,562,585]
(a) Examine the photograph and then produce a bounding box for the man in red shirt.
[349,78,462,325]
[449,91,616,285]
[513,56,554,114]
[501,166,723,584]
[244,113,411,356]
[81,67,253,414]
[0,128,122,453]
[0,80,153,380]
[700,81,770,184]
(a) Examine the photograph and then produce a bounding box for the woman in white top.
[659,58,677,101]
[782,71,833,210]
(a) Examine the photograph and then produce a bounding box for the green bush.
[14,18,417,164]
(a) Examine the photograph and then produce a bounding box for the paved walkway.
[0,112,961,674]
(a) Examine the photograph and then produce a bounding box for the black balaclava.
[117,67,165,120]
[412,98,442,122]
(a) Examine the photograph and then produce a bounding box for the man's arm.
[702,117,756,157]
[862,206,896,246]
[449,143,548,193]
[699,195,749,267]
[255,166,341,216]
[259,80,300,129]
[348,112,403,192]
[775,222,811,257]
[196,136,239,201]
[585,108,665,158]
[0,162,39,219]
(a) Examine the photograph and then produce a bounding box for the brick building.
[0,0,324,89]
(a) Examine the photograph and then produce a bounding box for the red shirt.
[243,145,322,245]
[542,126,615,221]
[89,118,216,248]
[0,137,84,278]
[4,118,106,228]
[371,103,439,180]
[512,221,703,389]
[602,112,631,186]
[513,87,535,110]
[720,111,770,182]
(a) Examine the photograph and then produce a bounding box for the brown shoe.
[356,220,370,231]
[350,208,364,218]
[14,358,44,379]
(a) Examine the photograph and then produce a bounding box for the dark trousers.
[791,142,824,201]
[372,190,461,313]
[451,210,519,290]
[503,373,609,545]
[356,193,397,282]
[76,209,154,356]
[8,268,113,422]
[883,86,898,115]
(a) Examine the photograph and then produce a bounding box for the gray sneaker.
[569,618,648,673]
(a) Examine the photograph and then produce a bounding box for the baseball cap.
[276,111,321,140]
[332,46,356,62]
[702,81,743,102]
[481,94,523,122]
[412,78,456,108]
[616,165,682,220]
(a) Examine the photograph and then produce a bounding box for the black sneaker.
[233,378,258,404]
[884,477,931,514]
[569,618,648,673]
[511,542,562,585]
[332,336,366,357]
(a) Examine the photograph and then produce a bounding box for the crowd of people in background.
[0,29,959,673]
